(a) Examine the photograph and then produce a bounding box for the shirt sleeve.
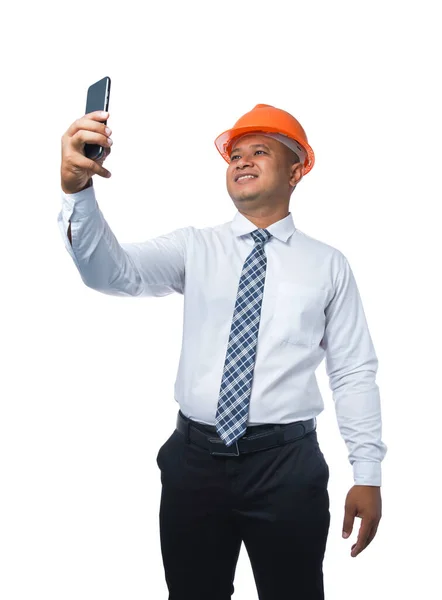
[321,252,388,486]
[56,182,188,297]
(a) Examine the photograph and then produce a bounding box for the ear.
[289,162,304,187]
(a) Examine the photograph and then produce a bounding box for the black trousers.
[156,415,330,600]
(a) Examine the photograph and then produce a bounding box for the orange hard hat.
[214,104,315,175]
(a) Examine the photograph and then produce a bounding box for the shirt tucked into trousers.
[158,227,328,599]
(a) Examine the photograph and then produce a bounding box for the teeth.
[237,175,256,181]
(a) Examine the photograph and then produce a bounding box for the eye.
[230,150,266,161]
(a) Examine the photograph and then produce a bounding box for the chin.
[229,189,260,203]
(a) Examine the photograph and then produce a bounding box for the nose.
[235,153,253,169]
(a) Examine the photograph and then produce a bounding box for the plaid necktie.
[215,228,272,446]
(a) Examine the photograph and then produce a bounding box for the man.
[58,103,387,600]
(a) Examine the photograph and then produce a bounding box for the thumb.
[87,157,111,179]
[342,511,355,539]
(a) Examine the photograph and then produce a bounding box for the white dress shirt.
[57,182,387,486]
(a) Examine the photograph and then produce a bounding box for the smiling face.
[226,133,304,217]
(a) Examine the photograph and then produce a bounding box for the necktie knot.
[251,228,272,246]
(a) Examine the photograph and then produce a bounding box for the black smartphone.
[84,76,111,160]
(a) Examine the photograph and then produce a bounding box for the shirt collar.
[230,210,296,243]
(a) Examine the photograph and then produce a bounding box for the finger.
[351,520,375,557]
[75,154,112,178]
[85,110,110,120]
[365,523,379,548]
[65,115,111,139]
[71,129,112,154]
[342,507,356,538]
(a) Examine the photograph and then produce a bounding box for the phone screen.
[85,76,111,160]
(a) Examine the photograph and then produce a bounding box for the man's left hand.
[342,485,382,558]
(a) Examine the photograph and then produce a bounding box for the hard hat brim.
[214,125,315,175]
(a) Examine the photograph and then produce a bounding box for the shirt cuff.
[353,461,382,486]
[61,181,98,222]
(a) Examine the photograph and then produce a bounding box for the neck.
[239,208,289,229]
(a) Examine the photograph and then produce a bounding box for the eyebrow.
[230,143,272,154]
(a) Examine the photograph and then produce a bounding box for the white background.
[1,0,441,598]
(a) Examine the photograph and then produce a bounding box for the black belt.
[176,410,316,457]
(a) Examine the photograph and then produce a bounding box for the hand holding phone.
[61,111,112,194]
[60,77,113,194]
[84,77,111,160]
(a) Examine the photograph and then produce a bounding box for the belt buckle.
[208,436,240,457]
